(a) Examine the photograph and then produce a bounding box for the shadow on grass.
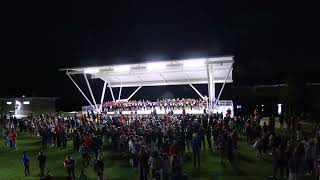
[188,167,212,178]
[261,156,272,163]
[237,153,254,163]
[23,140,41,147]
[230,160,246,176]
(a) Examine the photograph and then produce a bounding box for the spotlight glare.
[114,65,130,72]
[147,62,166,71]
[23,101,30,105]
[84,69,100,74]
[183,59,205,68]
[277,104,282,115]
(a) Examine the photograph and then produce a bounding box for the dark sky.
[0,1,319,111]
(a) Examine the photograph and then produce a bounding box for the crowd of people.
[1,105,319,180]
[246,112,320,180]
[102,98,206,112]
[2,125,17,150]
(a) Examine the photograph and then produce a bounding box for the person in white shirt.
[128,138,137,167]
[228,120,235,130]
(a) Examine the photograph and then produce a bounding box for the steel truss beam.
[99,81,107,112]
[118,86,122,100]
[215,64,233,107]
[67,73,95,110]
[84,73,99,111]
[126,86,142,101]
[108,81,116,102]
[189,84,204,100]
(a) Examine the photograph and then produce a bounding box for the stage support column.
[207,62,215,112]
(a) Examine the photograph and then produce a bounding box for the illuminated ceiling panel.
[61,56,234,87]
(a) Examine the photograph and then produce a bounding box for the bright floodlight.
[277,104,282,115]
[147,62,166,71]
[23,101,30,105]
[84,68,100,74]
[6,102,12,105]
[183,59,205,68]
[114,65,130,72]
[15,100,21,110]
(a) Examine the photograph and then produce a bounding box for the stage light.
[15,101,21,110]
[114,65,130,72]
[84,68,100,74]
[6,102,12,105]
[183,59,205,68]
[23,101,30,105]
[147,62,166,71]
[261,104,264,107]
[277,104,282,115]
[236,105,241,109]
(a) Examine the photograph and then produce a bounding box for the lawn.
[0,130,280,180]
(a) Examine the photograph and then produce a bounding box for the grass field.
[0,130,280,180]
[1,118,317,180]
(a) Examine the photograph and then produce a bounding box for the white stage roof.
[61,56,234,87]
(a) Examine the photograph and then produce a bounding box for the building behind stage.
[0,97,58,118]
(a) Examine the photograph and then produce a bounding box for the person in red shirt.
[10,130,17,149]
[84,135,92,148]
[120,116,125,125]
[64,155,76,179]
[169,141,179,164]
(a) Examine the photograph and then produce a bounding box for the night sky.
[0,1,319,111]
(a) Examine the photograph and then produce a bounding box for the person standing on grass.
[148,151,162,178]
[206,126,212,152]
[288,143,305,180]
[78,169,88,180]
[10,129,17,149]
[38,151,47,176]
[186,127,193,153]
[305,139,316,175]
[169,140,179,165]
[64,155,76,180]
[138,146,149,180]
[94,156,104,177]
[253,137,263,158]
[22,151,31,176]
[279,113,284,129]
[129,137,137,167]
[170,166,188,180]
[272,144,281,179]
[162,153,170,180]
[3,127,9,147]
[197,126,205,151]
[172,155,182,174]
[191,133,200,167]
[40,126,48,149]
